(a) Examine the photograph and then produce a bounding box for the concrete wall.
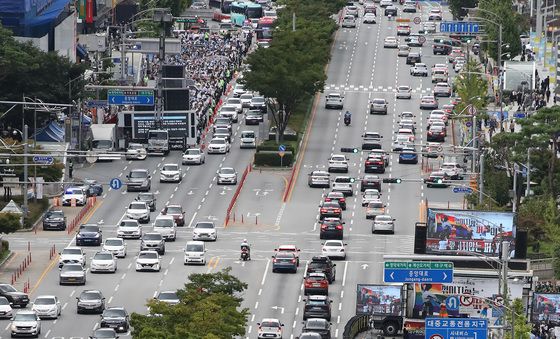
[54,10,76,62]
[14,35,49,51]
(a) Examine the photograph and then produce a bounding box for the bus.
[256,16,276,43]
[230,1,263,27]
[209,0,234,13]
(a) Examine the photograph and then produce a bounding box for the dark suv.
[126,169,151,192]
[302,318,332,339]
[76,290,105,314]
[100,307,130,333]
[0,284,29,307]
[406,52,421,65]
[433,38,452,55]
[360,175,381,192]
[135,193,156,212]
[76,224,102,246]
[307,256,336,283]
[303,295,332,320]
[42,210,66,230]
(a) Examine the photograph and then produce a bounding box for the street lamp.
[11,126,28,218]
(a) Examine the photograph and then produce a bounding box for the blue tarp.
[33,121,65,142]
[0,0,70,37]
[0,0,32,14]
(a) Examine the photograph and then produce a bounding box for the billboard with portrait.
[426,209,516,256]
[356,285,402,316]
[532,294,560,324]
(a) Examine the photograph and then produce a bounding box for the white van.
[240,131,256,149]
[184,241,206,265]
[153,216,177,241]
[341,15,357,28]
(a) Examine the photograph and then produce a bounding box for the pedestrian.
[510,119,515,133]
[68,159,74,179]
[546,89,551,103]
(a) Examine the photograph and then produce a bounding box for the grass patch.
[527,239,554,259]
[0,197,49,229]
[287,96,314,135]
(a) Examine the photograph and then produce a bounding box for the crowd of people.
[536,281,560,294]
[145,29,253,142]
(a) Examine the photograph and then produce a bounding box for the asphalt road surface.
[0,2,468,339]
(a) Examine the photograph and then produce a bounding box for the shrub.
[254,151,294,167]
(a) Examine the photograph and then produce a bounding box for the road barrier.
[225,165,251,226]
[49,245,57,260]
[13,252,32,284]
[67,196,97,234]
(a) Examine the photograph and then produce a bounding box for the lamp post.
[12,126,28,218]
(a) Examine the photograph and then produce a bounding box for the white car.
[58,247,85,268]
[325,92,344,109]
[102,238,127,258]
[397,45,410,57]
[321,240,347,259]
[153,216,177,241]
[308,171,330,188]
[31,295,61,320]
[182,148,205,165]
[433,82,452,97]
[207,138,230,154]
[239,93,253,108]
[372,215,395,234]
[341,15,357,28]
[62,187,86,206]
[90,251,117,273]
[363,13,376,24]
[136,250,161,272]
[218,105,239,122]
[257,318,284,339]
[332,176,354,196]
[125,201,150,223]
[116,219,142,239]
[159,163,182,183]
[0,297,12,319]
[184,241,206,265]
[233,83,246,97]
[10,311,41,338]
[384,37,398,48]
[440,162,464,180]
[240,130,256,149]
[125,143,147,160]
[410,63,428,76]
[396,85,412,99]
[226,97,243,114]
[192,221,218,241]
[379,0,392,7]
[217,167,238,185]
[328,154,349,173]
[362,189,381,206]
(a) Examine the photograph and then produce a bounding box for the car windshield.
[137,194,153,201]
[80,292,102,300]
[242,132,255,138]
[373,99,385,104]
[14,313,36,321]
[195,222,214,229]
[240,94,252,99]
[162,165,178,171]
[34,297,55,305]
[166,206,182,214]
[120,220,138,227]
[398,86,409,91]
[252,97,265,103]
[216,118,230,124]
[93,253,113,260]
[261,321,280,327]
[185,149,201,155]
[155,218,174,227]
[139,252,158,259]
[212,139,226,145]
[220,168,236,175]
[80,225,98,232]
[47,211,64,218]
[158,292,178,300]
[62,248,81,255]
[143,234,162,240]
[103,309,126,317]
[215,128,229,134]
[324,241,342,247]
[221,106,236,112]
[130,171,147,178]
[186,244,204,252]
[228,98,241,104]
[129,203,146,210]
[93,329,117,338]
[61,264,82,272]
[65,188,82,195]
[105,239,123,246]
[368,202,384,208]
[128,144,143,150]
[0,297,9,305]
[377,216,393,221]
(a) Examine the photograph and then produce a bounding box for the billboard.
[532,294,560,324]
[356,285,402,316]
[426,209,515,256]
[413,277,524,326]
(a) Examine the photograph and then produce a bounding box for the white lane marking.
[274,203,286,227]
[114,284,119,291]
[169,257,175,265]
[254,301,259,309]
[188,212,198,228]
[342,261,348,286]
[261,259,270,285]
[108,296,113,304]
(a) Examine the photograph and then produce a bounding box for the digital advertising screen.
[532,294,560,324]
[356,284,402,316]
[425,209,516,257]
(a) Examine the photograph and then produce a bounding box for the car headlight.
[11,324,16,331]
[94,234,100,238]
[77,234,83,238]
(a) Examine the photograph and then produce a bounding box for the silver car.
[308,171,330,188]
[217,167,238,185]
[372,215,395,234]
[59,263,86,285]
[369,98,388,114]
[182,148,205,165]
[396,85,412,99]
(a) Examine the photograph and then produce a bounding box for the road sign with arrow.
[383,261,453,283]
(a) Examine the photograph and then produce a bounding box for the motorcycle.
[344,115,351,126]
[240,248,251,261]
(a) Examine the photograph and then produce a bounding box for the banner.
[426,209,515,257]
[532,294,560,325]
[85,0,94,24]
[356,285,402,316]
[78,0,86,19]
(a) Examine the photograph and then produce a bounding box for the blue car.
[81,179,103,197]
[76,224,102,246]
[399,149,418,164]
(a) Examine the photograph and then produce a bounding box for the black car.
[249,96,267,113]
[319,218,344,240]
[406,52,421,65]
[76,290,105,314]
[89,328,119,339]
[360,175,381,192]
[43,210,67,230]
[100,307,130,333]
[76,224,103,246]
[307,256,336,283]
[384,6,397,16]
[136,192,156,212]
[319,201,342,220]
[364,155,385,173]
[433,39,452,55]
[302,318,332,339]
[0,284,29,307]
[271,252,298,273]
[303,295,332,320]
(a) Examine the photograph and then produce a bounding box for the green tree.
[478,0,525,61]
[130,268,249,339]
[453,60,488,119]
[448,0,478,19]
[139,0,190,17]
[0,213,22,234]
[504,298,532,339]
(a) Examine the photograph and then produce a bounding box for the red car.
[324,191,346,210]
[161,205,185,226]
[304,272,329,295]
[319,201,342,220]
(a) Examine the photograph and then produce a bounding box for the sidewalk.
[0,198,100,294]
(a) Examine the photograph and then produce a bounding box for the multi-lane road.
[0,1,469,338]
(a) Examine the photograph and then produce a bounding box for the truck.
[90,124,118,161]
[147,129,170,155]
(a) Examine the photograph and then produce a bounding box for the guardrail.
[531,257,555,280]
[343,315,371,339]
[67,196,97,234]
[225,165,251,226]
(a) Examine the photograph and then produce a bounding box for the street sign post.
[109,178,123,190]
[452,187,473,194]
[278,144,286,167]
[32,156,54,165]
[108,89,155,106]
[383,262,453,283]
[445,296,460,311]
[86,100,109,108]
[439,21,480,34]
[425,317,488,339]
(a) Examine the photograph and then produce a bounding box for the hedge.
[254,151,294,167]
[256,141,298,154]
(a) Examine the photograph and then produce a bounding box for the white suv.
[58,247,85,268]
[62,187,86,206]
[328,154,349,173]
[325,93,344,109]
[440,162,464,180]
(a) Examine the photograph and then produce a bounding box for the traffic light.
[340,147,359,153]
[383,178,402,183]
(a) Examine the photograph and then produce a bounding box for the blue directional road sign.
[278,144,286,152]
[109,178,123,190]
[440,21,480,34]
[108,89,154,106]
[453,187,473,194]
[86,100,108,108]
[425,317,488,339]
[32,156,54,165]
[445,296,460,311]
[383,262,453,284]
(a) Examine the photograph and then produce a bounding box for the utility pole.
[479,150,484,204]
[525,148,531,197]
[512,163,518,213]
[471,114,477,172]
[120,24,126,82]
[292,12,296,32]
[23,125,28,218]
[498,24,504,131]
